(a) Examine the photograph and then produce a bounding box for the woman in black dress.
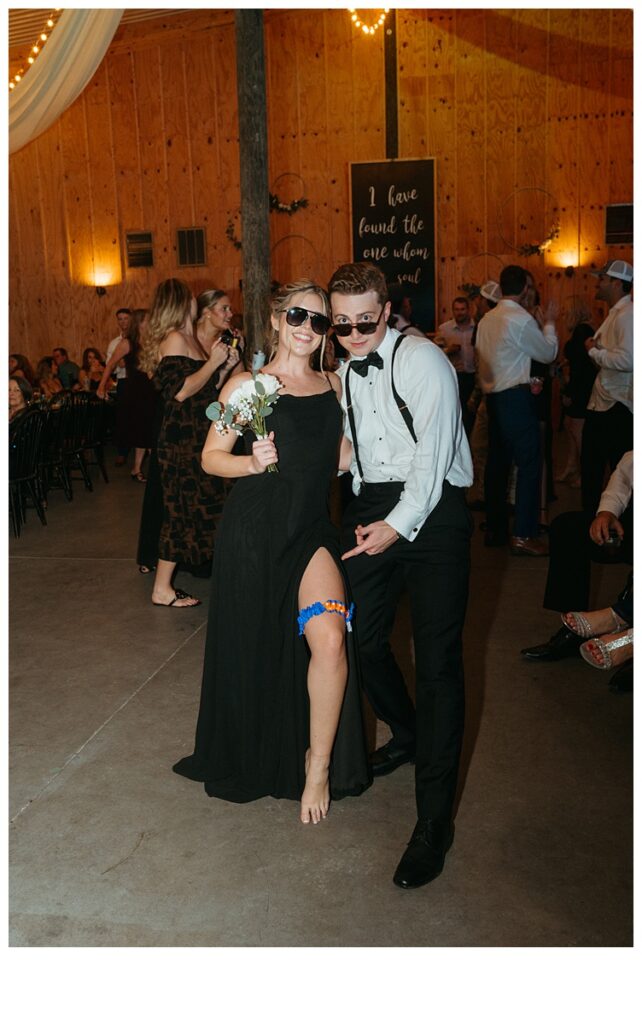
[139,278,231,607]
[556,302,597,487]
[173,280,371,823]
[98,309,156,480]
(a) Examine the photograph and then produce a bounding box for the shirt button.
[379,437,382,441]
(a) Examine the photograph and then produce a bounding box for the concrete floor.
[9,452,632,947]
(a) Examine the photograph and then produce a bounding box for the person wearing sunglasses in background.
[173,280,371,826]
[329,261,473,890]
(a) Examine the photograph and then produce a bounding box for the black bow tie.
[350,351,384,377]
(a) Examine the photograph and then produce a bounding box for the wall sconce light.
[96,286,107,297]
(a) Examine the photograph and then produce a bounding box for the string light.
[348,8,389,36]
[9,9,63,92]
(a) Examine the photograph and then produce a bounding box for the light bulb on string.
[10,8,62,91]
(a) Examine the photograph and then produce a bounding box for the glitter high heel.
[580,628,633,670]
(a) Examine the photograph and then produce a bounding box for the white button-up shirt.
[587,295,633,413]
[337,327,473,541]
[436,318,476,373]
[597,450,633,518]
[106,335,127,379]
[475,299,558,393]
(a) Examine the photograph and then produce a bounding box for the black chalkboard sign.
[350,158,437,332]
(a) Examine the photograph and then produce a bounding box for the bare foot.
[563,607,626,638]
[582,629,633,669]
[300,749,330,825]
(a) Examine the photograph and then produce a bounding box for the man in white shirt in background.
[436,296,476,434]
[581,260,633,516]
[106,307,132,466]
[475,264,558,555]
[329,261,473,890]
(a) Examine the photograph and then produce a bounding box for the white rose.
[254,372,281,396]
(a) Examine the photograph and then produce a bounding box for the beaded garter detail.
[297,600,354,637]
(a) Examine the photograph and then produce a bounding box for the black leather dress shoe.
[370,740,415,777]
[393,819,455,889]
[520,625,582,661]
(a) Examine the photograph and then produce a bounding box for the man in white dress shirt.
[436,297,476,434]
[475,265,558,555]
[329,261,473,889]
[581,259,633,516]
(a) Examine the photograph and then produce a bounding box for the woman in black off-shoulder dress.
[173,280,371,823]
[139,278,237,607]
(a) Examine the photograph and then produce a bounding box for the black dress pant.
[580,403,633,517]
[543,505,633,612]
[341,481,472,823]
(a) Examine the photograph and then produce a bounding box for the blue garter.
[297,599,354,636]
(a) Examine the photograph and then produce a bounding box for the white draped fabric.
[9,8,124,155]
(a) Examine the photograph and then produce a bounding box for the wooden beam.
[384,9,398,159]
[235,9,270,356]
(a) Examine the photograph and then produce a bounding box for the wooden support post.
[235,9,270,356]
[384,9,398,160]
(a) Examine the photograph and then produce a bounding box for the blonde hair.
[266,280,330,366]
[140,279,192,374]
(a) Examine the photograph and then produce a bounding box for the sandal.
[562,607,626,638]
[152,588,201,608]
[138,564,156,574]
[131,472,147,483]
[580,628,633,670]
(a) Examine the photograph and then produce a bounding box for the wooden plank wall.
[9,8,633,364]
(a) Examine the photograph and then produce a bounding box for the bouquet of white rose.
[206,373,281,473]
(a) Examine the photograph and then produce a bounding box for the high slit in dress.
[172,386,371,803]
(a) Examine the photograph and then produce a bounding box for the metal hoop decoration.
[269,172,308,215]
[497,187,561,257]
[459,251,506,296]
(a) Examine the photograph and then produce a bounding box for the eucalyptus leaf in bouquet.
[206,373,282,473]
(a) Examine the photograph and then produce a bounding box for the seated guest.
[9,375,32,419]
[9,353,36,387]
[79,348,106,392]
[35,357,63,399]
[521,451,633,661]
[52,347,80,389]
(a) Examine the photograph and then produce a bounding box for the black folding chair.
[9,407,47,537]
[38,394,74,501]
[63,392,109,491]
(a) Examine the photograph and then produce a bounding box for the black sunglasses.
[285,306,331,336]
[331,305,385,338]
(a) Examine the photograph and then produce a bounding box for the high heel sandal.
[580,629,633,670]
[561,607,625,639]
[131,472,147,483]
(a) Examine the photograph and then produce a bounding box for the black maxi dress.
[173,387,372,803]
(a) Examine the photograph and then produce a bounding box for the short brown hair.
[328,262,388,306]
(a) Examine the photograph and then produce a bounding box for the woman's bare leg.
[152,558,199,607]
[298,548,348,824]
[132,447,146,475]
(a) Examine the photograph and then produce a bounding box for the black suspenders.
[345,336,417,483]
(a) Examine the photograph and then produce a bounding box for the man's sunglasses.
[331,306,385,338]
[285,307,331,336]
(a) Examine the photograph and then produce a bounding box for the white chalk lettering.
[358,215,397,237]
[388,185,418,207]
